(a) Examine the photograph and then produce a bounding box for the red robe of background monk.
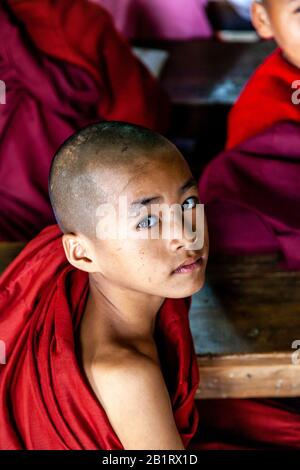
[0,0,169,242]
[227,0,300,150]
[7,0,169,131]
[227,47,300,149]
[199,0,300,268]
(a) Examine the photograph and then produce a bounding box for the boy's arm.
[90,353,185,450]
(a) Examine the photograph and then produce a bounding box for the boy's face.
[252,0,300,68]
[87,146,209,299]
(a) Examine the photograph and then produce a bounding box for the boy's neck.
[279,48,300,71]
[80,273,165,357]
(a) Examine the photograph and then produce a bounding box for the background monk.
[227,0,300,149]
[0,2,101,241]
[90,0,212,40]
[198,0,300,268]
[0,122,209,449]
[7,0,169,131]
[0,0,169,242]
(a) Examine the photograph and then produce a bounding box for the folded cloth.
[0,3,101,241]
[7,0,170,132]
[199,121,300,271]
[190,397,300,450]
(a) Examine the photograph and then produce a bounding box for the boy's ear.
[62,233,97,273]
[251,1,273,39]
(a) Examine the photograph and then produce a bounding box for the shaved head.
[48,121,171,237]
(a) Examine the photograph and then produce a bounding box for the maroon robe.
[0,225,199,449]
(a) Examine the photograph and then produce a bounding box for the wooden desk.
[158,39,276,175]
[191,254,300,399]
[160,39,275,108]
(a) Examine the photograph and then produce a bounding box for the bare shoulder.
[89,348,184,450]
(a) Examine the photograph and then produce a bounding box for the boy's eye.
[294,7,300,13]
[136,215,158,230]
[136,196,199,229]
[182,196,199,210]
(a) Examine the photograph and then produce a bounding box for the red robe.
[0,3,101,242]
[0,225,199,449]
[227,48,300,150]
[191,398,300,450]
[7,0,170,132]
[199,121,300,271]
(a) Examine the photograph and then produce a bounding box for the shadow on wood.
[0,242,26,274]
[191,254,300,399]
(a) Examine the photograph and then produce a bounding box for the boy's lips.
[172,255,204,274]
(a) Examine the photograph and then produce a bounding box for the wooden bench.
[191,254,300,399]
[160,38,276,125]
[1,243,300,400]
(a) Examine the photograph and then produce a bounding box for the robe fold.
[1,0,169,242]
[226,48,300,150]
[0,3,101,241]
[190,398,300,450]
[7,0,170,131]
[0,224,199,450]
[199,121,300,271]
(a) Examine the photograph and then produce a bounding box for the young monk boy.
[227,0,300,149]
[0,122,209,450]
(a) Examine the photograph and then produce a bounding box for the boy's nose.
[167,206,198,251]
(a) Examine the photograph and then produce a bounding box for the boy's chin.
[168,276,206,299]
